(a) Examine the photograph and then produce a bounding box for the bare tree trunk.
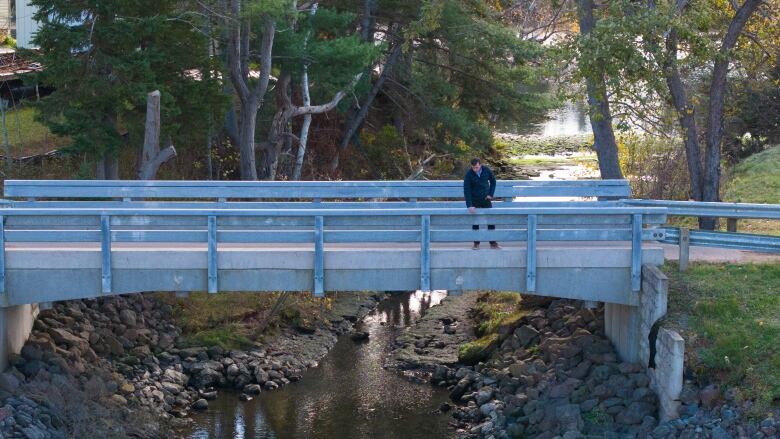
[226,2,276,180]
[264,69,363,180]
[577,0,623,180]
[703,0,762,204]
[331,42,402,172]
[293,69,312,180]
[137,91,176,180]
[292,2,318,181]
[238,101,259,180]
[663,30,703,201]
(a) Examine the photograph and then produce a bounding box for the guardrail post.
[101,215,112,294]
[726,218,738,233]
[631,214,642,292]
[420,215,430,291]
[207,216,217,293]
[0,215,5,298]
[679,228,690,272]
[526,214,537,292]
[314,216,324,297]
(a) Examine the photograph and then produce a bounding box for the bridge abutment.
[604,264,684,422]
[0,303,39,370]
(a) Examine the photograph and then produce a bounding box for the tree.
[643,0,768,228]
[329,0,551,177]
[27,0,223,179]
[575,0,623,179]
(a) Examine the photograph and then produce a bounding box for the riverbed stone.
[192,399,208,410]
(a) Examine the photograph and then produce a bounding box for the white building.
[14,0,38,48]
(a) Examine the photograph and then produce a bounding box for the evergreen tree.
[26,0,224,178]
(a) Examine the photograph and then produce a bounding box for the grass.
[665,261,780,414]
[473,292,525,337]
[494,133,593,156]
[721,145,780,235]
[457,292,525,364]
[0,105,70,157]
[155,291,328,350]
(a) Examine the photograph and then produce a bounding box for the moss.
[458,333,500,365]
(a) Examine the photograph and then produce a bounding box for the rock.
[711,426,734,439]
[699,384,720,408]
[476,388,494,405]
[110,394,128,405]
[350,331,369,341]
[514,325,539,347]
[239,393,253,402]
[616,401,655,425]
[119,309,137,327]
[163,368,188,386]
[201,390,218,400]
[439,402,452,413]
[192,399,208,410]
[120,383,135,394]
[555,404,583,432]
[0,372,21,393]
[450,377,472,402]
[191,366,224,389]
[243,384,262,395]
[263,380,279,390]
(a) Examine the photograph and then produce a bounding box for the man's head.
[470,158,481,173]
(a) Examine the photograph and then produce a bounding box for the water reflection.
[185,291,451,439]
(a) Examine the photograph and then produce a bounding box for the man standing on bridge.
[464,158,500,250]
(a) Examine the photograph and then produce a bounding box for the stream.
[182,104,592,439]
[184,291,451,439]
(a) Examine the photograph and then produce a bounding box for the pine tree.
[26,0,224,178]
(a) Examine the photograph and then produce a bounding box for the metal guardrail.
[624,199,780,270]
[0,205,667,299]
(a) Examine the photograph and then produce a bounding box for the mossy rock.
[458,333,499,365]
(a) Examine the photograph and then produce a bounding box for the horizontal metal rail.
[624,199,780,219]
[659,227,780,253]
[4,179,631,200]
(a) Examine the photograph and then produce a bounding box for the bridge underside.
[3,242,663,307]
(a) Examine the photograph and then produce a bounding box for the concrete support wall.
[649,328,685,421]
[0,304,38,369]
[604,264,668,364]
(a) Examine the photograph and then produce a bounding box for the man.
[464,158,500,250]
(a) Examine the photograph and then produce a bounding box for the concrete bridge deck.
[3,241,663,307]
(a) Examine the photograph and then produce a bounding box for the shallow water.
[184,291,452,439]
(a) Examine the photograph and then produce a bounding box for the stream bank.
[0,291,382,438]
[183,290,453,439]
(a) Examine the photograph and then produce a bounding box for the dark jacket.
[464,165,496,207]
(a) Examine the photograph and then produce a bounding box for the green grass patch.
[665,261,780,413]
[178,324,255,350]
[458,333,500,365]
[494,133,593,156]
[0,105,70,156]
[155,291,326,349]
[474,292,524,337]
[721,145,780,235]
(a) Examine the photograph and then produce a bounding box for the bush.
[617,132,690,200]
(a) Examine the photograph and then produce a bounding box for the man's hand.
[485,195,493,200]
[468,206,476,213]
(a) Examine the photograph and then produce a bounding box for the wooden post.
[726,218,738,233]
[679,228,690,272]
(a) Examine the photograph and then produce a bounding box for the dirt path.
[660,243,780,264]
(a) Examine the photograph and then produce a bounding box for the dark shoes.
[472,242,501,250]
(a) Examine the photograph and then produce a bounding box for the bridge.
[0,178,778,417]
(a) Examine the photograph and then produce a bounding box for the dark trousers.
[471,198,496,245]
